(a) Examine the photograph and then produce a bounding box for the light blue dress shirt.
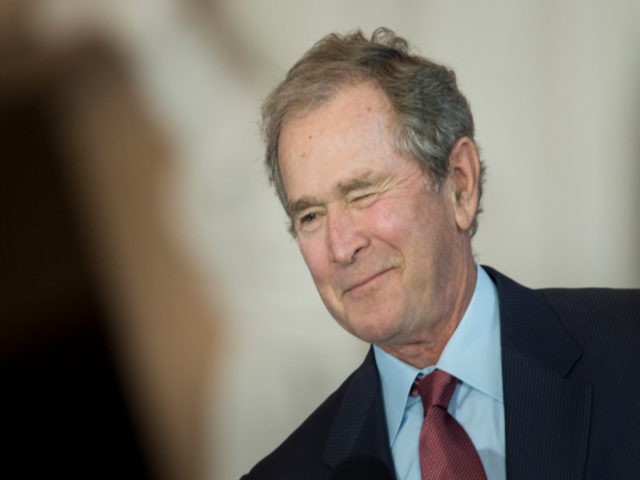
[373,265,505,480]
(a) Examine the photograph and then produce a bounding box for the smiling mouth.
[342,267,396,296]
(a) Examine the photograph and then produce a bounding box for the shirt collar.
[373,264,502,445]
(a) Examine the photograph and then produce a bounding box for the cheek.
[366,197,417,241]
[369,195,454,276]
[298,239,330,285]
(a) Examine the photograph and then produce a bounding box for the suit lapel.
[485,266,592,480]
[322,349,394,474]
[322,267,593,479]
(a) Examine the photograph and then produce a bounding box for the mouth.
[342,267,396,296]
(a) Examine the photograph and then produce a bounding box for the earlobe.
[449,137,480,232]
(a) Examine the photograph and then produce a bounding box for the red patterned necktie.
[413,370,487,480]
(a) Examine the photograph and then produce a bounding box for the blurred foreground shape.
[1,3,218,479]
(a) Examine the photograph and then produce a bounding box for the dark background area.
[1,74,150,478]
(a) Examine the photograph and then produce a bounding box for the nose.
[326,208,369,264]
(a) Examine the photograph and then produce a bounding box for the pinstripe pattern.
[242,350,393,479]
[242,267,640,479]
[485,266,640,480]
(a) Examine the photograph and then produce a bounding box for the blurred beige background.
[2,1,639,479]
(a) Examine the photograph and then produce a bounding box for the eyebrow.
[287,198,319,218]
[287,170,379,218]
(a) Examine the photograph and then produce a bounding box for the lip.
[342,267,396,296]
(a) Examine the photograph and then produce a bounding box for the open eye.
[296,209,324,232]
[300,212,317,224]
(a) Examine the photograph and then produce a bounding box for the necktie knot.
[413,369,487,479]
[413,369,458,411]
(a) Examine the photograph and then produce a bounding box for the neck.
[378,255,477,369]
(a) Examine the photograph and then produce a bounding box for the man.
[243,28,640,479]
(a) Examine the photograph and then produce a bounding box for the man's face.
[278,82,471,349]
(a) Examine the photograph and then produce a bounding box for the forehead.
[278,83,403,197]
[280,81,395,146]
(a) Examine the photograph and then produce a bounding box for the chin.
[343,316,403,345]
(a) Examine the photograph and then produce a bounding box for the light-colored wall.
[27,1,640,479]
[200,3,640,478]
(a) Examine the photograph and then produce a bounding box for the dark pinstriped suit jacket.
[242,266,640,479]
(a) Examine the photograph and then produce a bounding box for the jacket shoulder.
[538,287,640,340]
[538,287,640,477]
[240,367,357,479]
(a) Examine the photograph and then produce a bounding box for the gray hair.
[261,27,485,236]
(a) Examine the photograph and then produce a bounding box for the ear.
[449,137,481,232]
